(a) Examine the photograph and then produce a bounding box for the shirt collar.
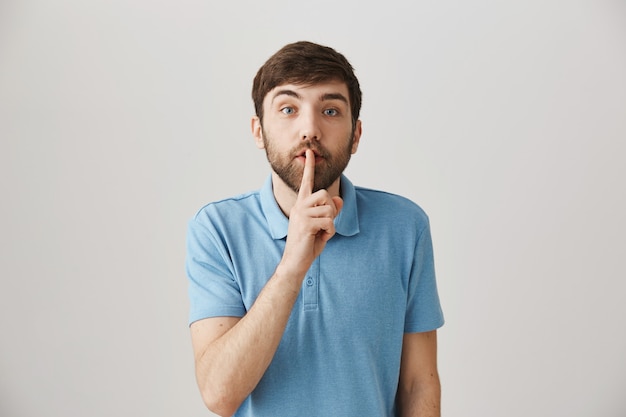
[260,174,360,240]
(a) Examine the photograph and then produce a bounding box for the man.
[186,41,444,417]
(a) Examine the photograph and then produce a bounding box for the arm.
[396,330,441,417]
[190,150,343,416]
[190,267,302,416]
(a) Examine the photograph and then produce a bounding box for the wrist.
[274,260,308,289]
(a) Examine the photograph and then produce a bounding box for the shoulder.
[354,186,430,223]
[192,190,262,223]
[187,190,267,243]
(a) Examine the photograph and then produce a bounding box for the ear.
[350,119,362,154]
[251,116,265,149]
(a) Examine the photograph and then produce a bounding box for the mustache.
[291,141,331,159]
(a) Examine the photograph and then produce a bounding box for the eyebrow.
[320,93,348,104]
[271,89,349,105]
[271,89,301,103]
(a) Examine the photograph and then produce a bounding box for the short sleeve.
[186,216,246,325]
[404,220,445,333]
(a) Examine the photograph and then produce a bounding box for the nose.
[299,108,320,141]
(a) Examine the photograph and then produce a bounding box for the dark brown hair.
[252,41,362,128]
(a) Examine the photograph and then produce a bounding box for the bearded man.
[186,41,444,417]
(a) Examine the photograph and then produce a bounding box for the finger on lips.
[298,149,315,198]
[298,149,340,217]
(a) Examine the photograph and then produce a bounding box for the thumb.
[332,196,344,216]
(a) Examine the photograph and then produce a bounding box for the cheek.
[265,122,294,142]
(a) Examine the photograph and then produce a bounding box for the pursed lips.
[294,148,324,164]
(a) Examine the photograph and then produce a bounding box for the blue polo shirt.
[186,175,444,417]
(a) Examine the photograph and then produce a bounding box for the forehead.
[264,80,350,106]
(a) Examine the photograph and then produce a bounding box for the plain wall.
[1,1,625,416]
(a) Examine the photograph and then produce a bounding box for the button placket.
[303,257,320,311]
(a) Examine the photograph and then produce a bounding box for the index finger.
[298,149,315,198]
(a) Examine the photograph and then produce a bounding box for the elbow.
[200,384,243,417]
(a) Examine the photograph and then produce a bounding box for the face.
[252,81,361,193]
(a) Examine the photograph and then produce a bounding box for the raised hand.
[280,149,343,277]
[190,150,344,416]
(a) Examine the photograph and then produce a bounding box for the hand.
[281,149,343,276]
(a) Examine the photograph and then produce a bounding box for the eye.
[324,108,338,116]
[281,106,295,115]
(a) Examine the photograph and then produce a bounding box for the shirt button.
[306,278,314,286]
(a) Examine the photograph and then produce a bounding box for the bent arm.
[190,264,303,416]
[396,330,441,417]
[190,150,342,416]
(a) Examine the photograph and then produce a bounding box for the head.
[251,42,363,194]
[252,41,362,130]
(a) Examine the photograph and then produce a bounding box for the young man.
[186,41,444,417]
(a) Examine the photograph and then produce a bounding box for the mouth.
[295,148,324,164]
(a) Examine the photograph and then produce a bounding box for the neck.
[271,172,342,217]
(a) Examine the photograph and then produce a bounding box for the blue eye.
[324,108,338,116]
[281,107,295,115]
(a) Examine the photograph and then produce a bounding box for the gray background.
[1,1,625,416]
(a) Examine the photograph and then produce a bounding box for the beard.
[262,128,354,194]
